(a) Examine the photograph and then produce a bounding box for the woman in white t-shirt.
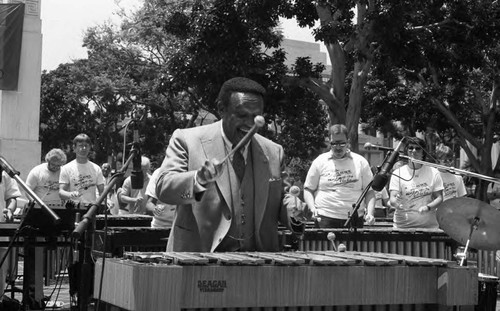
[389,137,444,229]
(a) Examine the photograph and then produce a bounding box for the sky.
[40,0,320,71]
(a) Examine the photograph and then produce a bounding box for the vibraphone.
[92,227,170,257]
[94,251,477,311]
[283,227,498,275]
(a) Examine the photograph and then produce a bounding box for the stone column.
[0,0,41,179]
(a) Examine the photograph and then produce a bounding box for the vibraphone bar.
[94,251,477,311]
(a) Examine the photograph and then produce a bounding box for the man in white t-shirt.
[59,134,105,205]
[303,124,376,228]
[25,148,67,303]
[26,148,67,207]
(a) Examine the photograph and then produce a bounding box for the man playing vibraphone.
[156,77,295,252]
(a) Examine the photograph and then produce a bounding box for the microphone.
[364,142,394,152]
[327,232,338,251]
[130,122,143,189]
[371,139,405,191]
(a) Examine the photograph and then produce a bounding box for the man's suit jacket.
[156,121,288,252]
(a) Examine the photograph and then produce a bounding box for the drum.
[477,273,499,311]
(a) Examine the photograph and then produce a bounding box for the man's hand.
[196,160,222,185]
[418,205,430,213]
[3,209,14,223]
[153,205,165,217]
[70,190,82,199]
[364,214,375,226]
[134,196,144,208]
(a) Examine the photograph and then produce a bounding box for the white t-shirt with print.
[26,163,63,206]
[59,160,104,204]
[389,165,444,229]
[304,151,373,219]
[440,172,467,201]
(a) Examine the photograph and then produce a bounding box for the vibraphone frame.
[94,252,477,311]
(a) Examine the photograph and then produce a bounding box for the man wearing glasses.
[303,124,376,228]
[26,148,67,206]
[388,137,444,229]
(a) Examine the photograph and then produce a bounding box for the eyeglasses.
[407,146,422,151]
[48,162,63,170]
[330,142,347,148]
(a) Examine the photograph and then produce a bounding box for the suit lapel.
[200,122,232,210]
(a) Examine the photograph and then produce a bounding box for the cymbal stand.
[458,217,479,267]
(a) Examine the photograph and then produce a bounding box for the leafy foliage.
[39,0,327,170]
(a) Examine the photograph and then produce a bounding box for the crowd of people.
[0,76,472,258]
[0,76,482,310]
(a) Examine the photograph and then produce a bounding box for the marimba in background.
[92,227,170,258]
[94,251,477,311]
[283,227,498,276]
[95,214,154,230]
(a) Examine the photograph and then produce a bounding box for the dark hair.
[73,133,92,145]
[405,137,427,160]
[329,124,348,136]
[217,77,266,109]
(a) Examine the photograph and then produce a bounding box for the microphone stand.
[343,179,376,251]
[70,149,137,311]
[343,147,395,251]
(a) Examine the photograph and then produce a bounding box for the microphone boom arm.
[399,155,500,185]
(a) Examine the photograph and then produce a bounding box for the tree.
[363,0,500,200]
[40,0,328,168]
[40,64,97,157]
[281,0,382,151]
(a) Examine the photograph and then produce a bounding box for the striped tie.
[232,148,245,182]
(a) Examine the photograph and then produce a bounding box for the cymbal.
[437,197,500,250]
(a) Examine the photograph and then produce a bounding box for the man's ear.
[217,99,224,114]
